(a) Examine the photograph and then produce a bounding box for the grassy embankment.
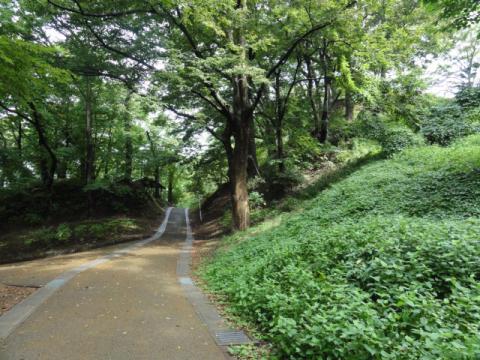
[200,135,480,359]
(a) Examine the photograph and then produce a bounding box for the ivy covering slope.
[201,135,480,359]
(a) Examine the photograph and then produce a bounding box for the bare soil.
[0,283,37,316]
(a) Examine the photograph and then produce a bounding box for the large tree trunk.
[84,78,95,184]
[231,120,251,230]
[124,92,133,182]
[228,0,251,230]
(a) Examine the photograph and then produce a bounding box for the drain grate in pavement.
[214,330,252,346]
[179,277,193,285]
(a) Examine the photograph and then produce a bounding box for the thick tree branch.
[166,105,224,143]
[165,106,197,121]
[0,102,32,123]
[191,90,226,116]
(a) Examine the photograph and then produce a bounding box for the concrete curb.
[0,207,173,340]
[178,208,252,347]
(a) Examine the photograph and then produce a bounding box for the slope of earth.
[200,135,480,359]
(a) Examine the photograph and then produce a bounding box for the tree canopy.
[0,0,477,229]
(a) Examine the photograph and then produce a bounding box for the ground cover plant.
[201,135,480,359]
[0,217,151,264]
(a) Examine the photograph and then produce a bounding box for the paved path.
[0,209,227,360]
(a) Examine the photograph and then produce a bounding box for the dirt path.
[0,209,228,360]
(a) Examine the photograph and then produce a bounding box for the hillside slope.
[200,135,480,359]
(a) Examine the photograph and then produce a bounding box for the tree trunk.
[274,72,285,173]
[231,120,251,230]
[319,77,330,143]
[16,119,22,153]
[247,122,259,178]
[146,131,161,198]
[84,78,95,184]
[228,0,251,230]
[275,126,285,173]
[29,103,57,189]
[124,92,133,182]
[103,125,113,177]
[345,89,354,121]
[167,169,174,205]
[57,162,67,179]
[57,128,69,179]
[319,44,331,144]
[154,167,160,198]
[305,56,321,138]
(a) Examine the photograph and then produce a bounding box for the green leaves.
[201,135,480,359]
[0,35,70,105]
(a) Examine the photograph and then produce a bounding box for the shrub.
[379,126,425,156]
[336,138,381,164]
[22,227,56,248]
[55,224,72,242]
[249,191,266,209]
[328,117,356,145]
[261,161,303,200]
[356,112,424,155]
[420,104,475,146]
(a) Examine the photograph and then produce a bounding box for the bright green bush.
[420,104,476,146]
[379,126,425,156]
[356,112,424,155]
[201,135,480,359]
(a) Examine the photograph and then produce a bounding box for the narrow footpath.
[0,208,228,360]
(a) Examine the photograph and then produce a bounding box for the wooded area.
[0,0,479,230]
[1,1,480,359]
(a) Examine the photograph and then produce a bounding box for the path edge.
[178,208,252,350]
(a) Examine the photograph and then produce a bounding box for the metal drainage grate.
[179,277,193,285]
[214,330,252,346]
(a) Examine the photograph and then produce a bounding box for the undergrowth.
[200,135,480,359]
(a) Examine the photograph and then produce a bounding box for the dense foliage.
[0,0,458,229]
[0,1,479,356]
[201,135,480,359]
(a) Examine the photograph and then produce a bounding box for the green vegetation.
[0,0,466,230]
[201,135,480,359]
[0,217,145,264]
[0,0,479,356]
